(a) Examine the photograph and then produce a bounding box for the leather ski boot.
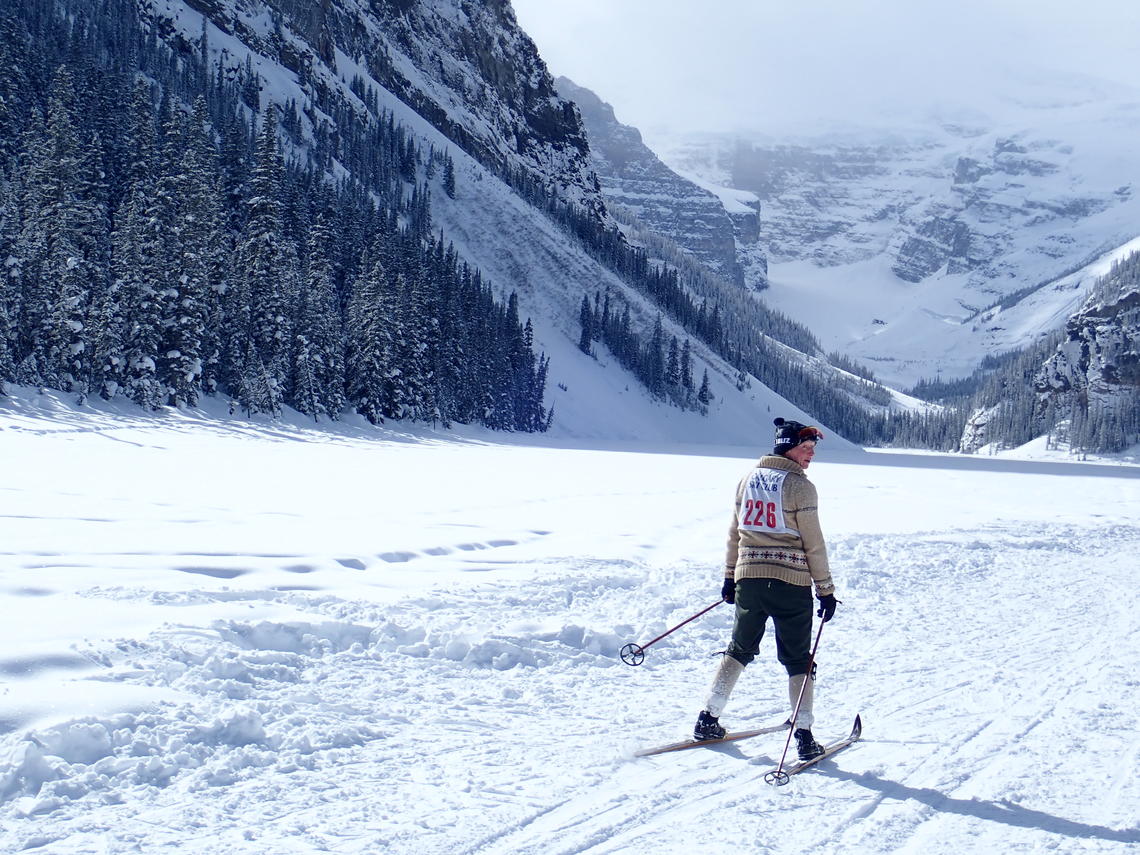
[794,728,824,760]
[693,710,726,741]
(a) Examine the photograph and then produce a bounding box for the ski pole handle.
[620,600,724,666]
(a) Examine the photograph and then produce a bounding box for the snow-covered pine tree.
[123,79,158,192]
[442,153,456,198]
[698,369,712,411]
[516,317,550,432]
[645,314,666,399]
[0,173,19,385]
[426,238,464,427]
[666,336,681,392]
[152,104,210,407]
[0,15,30,167]
[389,270,435,421]
[235,344,279,418]
[182,97,230,398]
[291,213,346,421]
[111,180,167,409]
[578,293,593,354]
[345,254,398,424]
[21,68,103,395]
[234,107,295,412]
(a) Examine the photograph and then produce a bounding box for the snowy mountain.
[0,0,866,446]
[553,77,764,290]
[10,0,1134,453]
[147,0,605,218]
[652,102,1140,390]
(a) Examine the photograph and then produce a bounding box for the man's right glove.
[721,577,736,604]
[816,593,839,622]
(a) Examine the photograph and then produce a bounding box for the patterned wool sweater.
[724,455,835,597]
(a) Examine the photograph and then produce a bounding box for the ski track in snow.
[2,413,1140,853]
[6,526,1138,854]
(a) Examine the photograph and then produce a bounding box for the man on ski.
[693,417,839,760]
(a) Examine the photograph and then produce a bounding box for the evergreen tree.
[123,78,158,192]
[234,108,294,407]
[0,173,19,385]
[646,314,665,398]
[236,345,279,418]
[110,181,166,408]
[0,14,30,166]
[391,271,434,421]
[578,293,592,354]
[291,213,346,420]
[442,153,456,198]
[698,369,712,410]
[666,336,681,390]
[182,97,230,398]
[345,254,397,424]
[19,68,103,394]
[155,105,208,406]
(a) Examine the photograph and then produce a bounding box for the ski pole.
[764,617,827,786]
[620,600,724,666]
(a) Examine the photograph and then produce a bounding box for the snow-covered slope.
[149,0,602,214]
[137,0,825,443]
[2,398,1138,853]
[652,96,1140,388]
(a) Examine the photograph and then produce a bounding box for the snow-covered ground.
[2,393,1139,854]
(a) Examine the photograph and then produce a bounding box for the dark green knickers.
[725,577,814,676]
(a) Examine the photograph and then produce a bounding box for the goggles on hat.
[798,426,824,443]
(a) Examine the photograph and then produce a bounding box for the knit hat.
[773,418,824,455]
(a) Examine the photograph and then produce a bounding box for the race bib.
[738,468,799,535]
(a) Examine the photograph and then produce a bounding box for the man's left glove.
[816,593,839,622]
[721,577,736,604]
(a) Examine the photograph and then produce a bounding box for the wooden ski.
[635,721,790,757]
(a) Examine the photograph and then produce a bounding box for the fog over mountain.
[513,0,1140,138]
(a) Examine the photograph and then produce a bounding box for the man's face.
[785,440,816,468]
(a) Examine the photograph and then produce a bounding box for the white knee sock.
[788,672,815,730]
[704,655,745,718]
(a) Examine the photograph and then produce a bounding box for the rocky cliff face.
[659,124,1134,295]
[1038,254,1140,407]
[145,0,604,217]
[723,141,913,267]
[888,136,1118,286]
[956,252,1140,453]
[555,77,763,288]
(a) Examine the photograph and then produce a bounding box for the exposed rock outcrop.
[556,77,764,288]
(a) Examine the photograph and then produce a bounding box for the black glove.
[721,577,736,604]
[816,593,839,622]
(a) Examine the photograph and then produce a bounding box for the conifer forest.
[0,0,551,431]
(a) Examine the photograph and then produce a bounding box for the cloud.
[512,0,1140,136]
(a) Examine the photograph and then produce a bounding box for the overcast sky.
[511,0,1140,138]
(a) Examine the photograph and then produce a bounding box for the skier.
[693,418,839,760]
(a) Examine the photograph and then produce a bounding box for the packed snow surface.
[2,394,1139,854]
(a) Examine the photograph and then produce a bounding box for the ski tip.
[852,714,863,739]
